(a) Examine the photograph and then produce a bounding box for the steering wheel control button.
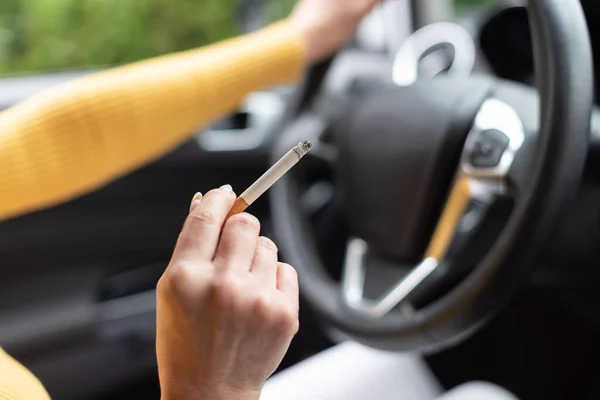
[469,129,510,168]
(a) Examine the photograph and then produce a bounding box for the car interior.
[2,0,600,399]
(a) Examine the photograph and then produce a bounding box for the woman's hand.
[290,0,381,62]
[156,185,299,400]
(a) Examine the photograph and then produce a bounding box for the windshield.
[0,0,295,75]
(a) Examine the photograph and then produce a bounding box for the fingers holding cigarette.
[176,140,310,275]
[226,197,250,220]
[183,140,311,249]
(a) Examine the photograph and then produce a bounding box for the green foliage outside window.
[454,0,488,9]
[0,0,482,75]
[0,0,244,74]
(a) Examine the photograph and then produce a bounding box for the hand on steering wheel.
[290,0,381,62]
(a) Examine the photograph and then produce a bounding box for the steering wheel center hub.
[335,79,492,262]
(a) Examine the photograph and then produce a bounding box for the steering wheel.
[271,0,593,352]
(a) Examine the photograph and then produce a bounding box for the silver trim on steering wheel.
[461,98,525,181]
[342,238,439,319]
[392,22,476,86]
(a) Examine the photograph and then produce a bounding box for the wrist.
[287,16,322,64]
[161,383,261,400]
[162,392,260,400]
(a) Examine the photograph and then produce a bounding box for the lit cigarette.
[226,141,312,218]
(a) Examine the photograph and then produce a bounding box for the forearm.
[0,21,305,222]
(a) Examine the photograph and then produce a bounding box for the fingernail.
[220,184,233,192]
[189,192,202,213]
[192,192,203,201]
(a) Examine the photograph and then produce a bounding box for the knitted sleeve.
[0,21,305,222]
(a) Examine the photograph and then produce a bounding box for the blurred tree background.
[0,0,482,75]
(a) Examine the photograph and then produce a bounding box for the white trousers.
[261,342,518,400]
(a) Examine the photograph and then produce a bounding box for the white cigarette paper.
[242,140,312,205]
[226,141,312,218]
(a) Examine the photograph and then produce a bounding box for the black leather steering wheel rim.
[271,0,594,352]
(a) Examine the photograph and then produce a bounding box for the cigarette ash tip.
[293,140,313,157]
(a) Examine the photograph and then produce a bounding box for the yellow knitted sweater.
[0,21,304,399]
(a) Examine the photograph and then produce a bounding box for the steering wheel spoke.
[341,238,440,319]
[340,179,495,319]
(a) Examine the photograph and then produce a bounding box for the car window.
[455,0,492,9]
[0,0,295,75]
[455,0,496,13]
[0,0,492,76]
